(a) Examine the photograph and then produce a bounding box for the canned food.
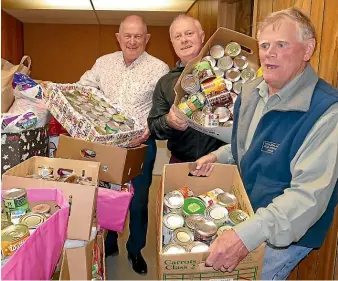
[164,191,184,214]
[195,61,216,83]
[181,74,200,94]
[1,212,9,222]
[172,227,194,246]
[37,166,54,178]
[228,209,250,226]
[178,102,193,117]
[201,77,227,96]
[217,56,233,71]
[183,197,206,217]
[216,192,238,211]
[31,203,51,215]
[216,224,234,237]
[225,68,241,82]
[19,212,47,229]
[233,56,248,70]
[162,213,185,245]
[205,204,228,228]
[198,188,225,207]
[194,220,217,245]
[204,113,219,127]
[1,221,13,230]
[2,188,29,215]
[175,186,194,199]
[201,56,216,68]
[213,107,231,123]
[187,241,209,253]
[191,111,204,125]
[233,81,243,94]
[210,45,225,60]
[213,67,225,78]
[225,42,241,57]
[241,68,256,81]
[163,243,187,254]
[206,90,233,108]
[220,120,233,127]
[1,224,30,257]
[184,214,206,231]
[186,93,205,111]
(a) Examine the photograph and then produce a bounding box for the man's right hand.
[190,153,217,176]
[166,106,188,131]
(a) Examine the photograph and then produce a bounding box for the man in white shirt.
[79,15,169,275]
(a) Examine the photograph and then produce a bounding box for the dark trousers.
[105,137,157,254]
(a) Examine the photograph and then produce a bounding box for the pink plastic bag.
[1,188,69,280]
[96,186,134,232]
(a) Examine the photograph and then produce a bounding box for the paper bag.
[1,56,31,113]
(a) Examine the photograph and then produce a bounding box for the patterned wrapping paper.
[42,83,145,147]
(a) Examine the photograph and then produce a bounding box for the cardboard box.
[2,156,100,241]
[56,134,148,184]
[173,27,260,143]
[157,163,265,280]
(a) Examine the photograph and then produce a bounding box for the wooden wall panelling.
[1,10,24,64]
[272,0,295,12]
[293,0,312,14]
[252,0,273,36]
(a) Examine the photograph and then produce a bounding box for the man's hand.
[206,230,249,272]
[166,106,188,131]
[190,153,217,176]
[128,125,150,147]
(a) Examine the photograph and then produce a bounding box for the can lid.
[210,45,225,60]
[213,67,225,78]
[201,56,216,68]
[32,203,51,214]
[225,68,241,82]
[163,243,187,254]
[228,209,250,225]
[217,192,238,207]
[1,221,13,230]
[19,212,47,229]
[181,74,200,94]
[2,188,26,200]
[1,224,29,241]
[213,107,231,123]
[185,214,206,230]
[191,111,204,125]
[217,56,233,71]
[163,213,184,229]
[183,197,206,216]
[241,68,256,81]
[225,42,241,57]
[233,56,248,70]
[217,224,233,236]
[173,227,194,245]
[206,205,228,220]
[195,220,217,236]
[188,241,209,253]
[164,191,184,209]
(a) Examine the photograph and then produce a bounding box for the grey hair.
[169,14,203,40]
[119,15,148,34]
[257,7,316,43]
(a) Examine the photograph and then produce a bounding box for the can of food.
[175,186,194,199]
[210,45,225,60]
[181,74,200,94]
[1,212,9,222]
[233,81,243,95]
[186,241,209,253]
[220,120,233,127]
[225,42,241,57]
[206,90,233,108]
[205,205,228,228]
[217,56,233,71]
[213,67,225,78]
[162,213,185,245]
[163,243,187,254]
[241,68,256,81]
[233,56,248,70]
[216,192,238,211]
[164,191,185,214]
[198,188,225,207]
[201,77,227,96]
[228,209,250,226]
[31,204,51,216]
[201,56,216,68]
[183,197,206,217]
[186,92,205,111]
[204,113,219,127]
[1,224,30,257]
[216,224,234,237]
[225,68,241,82]
[37,166,54,178]
[194,220,217,245]
[1,221,13,230]
[195,61,216,83]
[19,212,47,229]
[213,107,231,123]
[178,102,193,117]
[191,111,204,125]
[184,214,206,232]
[172,227,194,246]
[2,188,29,215]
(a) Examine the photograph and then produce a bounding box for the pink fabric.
[1,188,69,280]
[96,186,134,232]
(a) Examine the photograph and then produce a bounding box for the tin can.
[204,113,219,127]
[228,209,250,226]
[1,224,30,257]
[184,214,206,232]
[220,120,233,128]
[19,212,47,229]
[217,56,233,71]
[225,42,241,57]
[162,213,185,245]
[225,68,241,82]
[205,205,228,228]
[194,220,217,245]
[186,241,209,253]
[233,81,243,95]
[163,243,187,254]
[198,188,225,207]
[206,90,233,108]
[37,166,54,178]
[1,221,13,230]
[213,107,231,123]
[178,102,193,117]
[191,111,204,125]
[241,67,256,81]
[183,197,206,217]
[172,227,194,246]
[1,212,9,222]
[216,192,238,211]
[201,56,216,68]
[186,92,205,111]
[213,67,225,78]
[164,191,184,214]
[233,56,248,70]
[181,74,200,94]
[31,203,51,216]
[210,45,225,60]
[2,188,29,215]
[195,61,216,83]
[216,224,234,237]
[176,186,194,199]
[201,77,227,96]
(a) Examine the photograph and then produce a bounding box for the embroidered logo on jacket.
[261,141,280,154]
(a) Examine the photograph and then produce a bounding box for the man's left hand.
[206,230,249,272]
[128,125,150,147]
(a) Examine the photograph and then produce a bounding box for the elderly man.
[192,8,338,280]
[79,15,169,275]
[147,15,224,164]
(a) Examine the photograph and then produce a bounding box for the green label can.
[2,188,29,214]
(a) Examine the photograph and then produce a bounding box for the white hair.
[169,14,203,40]
[119,15,148,34]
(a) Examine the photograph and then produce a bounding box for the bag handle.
[20,55,31,69]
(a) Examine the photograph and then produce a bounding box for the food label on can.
[204,113,219,127]
[201,77,227,96]
[206,90,233,108]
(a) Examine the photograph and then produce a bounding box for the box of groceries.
[42,83,144,147]
[174,27,260,143]
[156,163,265,280]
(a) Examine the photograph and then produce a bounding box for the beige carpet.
[106,175,160,280]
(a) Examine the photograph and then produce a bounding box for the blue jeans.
[261,244,312,280]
